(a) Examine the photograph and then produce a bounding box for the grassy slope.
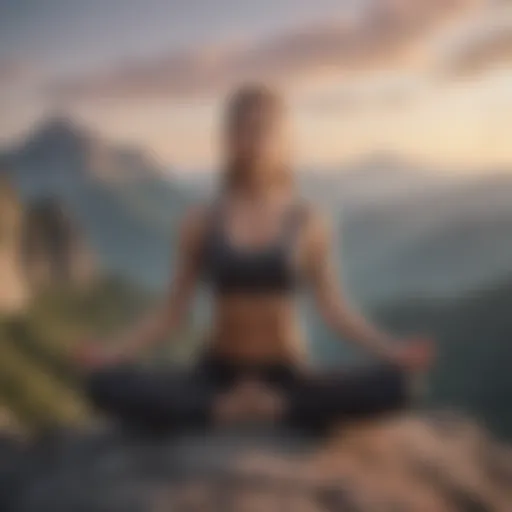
[0,277,153,429]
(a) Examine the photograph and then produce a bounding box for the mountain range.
[340,169,512,301]
[3,116,512,303]
[1,116,192,290]
[1,116,512,444]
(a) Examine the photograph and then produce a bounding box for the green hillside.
[0,277,154,429]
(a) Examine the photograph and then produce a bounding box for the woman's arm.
[304,209,433,369]
[77,205,208,367]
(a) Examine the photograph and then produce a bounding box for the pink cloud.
[47,0,484,102]
[0,59,31,87]
[442,20,512,76]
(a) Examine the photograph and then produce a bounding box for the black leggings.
[86,356,409,432]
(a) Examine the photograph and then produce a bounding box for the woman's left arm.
[304,209,433,371]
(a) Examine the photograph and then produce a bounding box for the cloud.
[299,75,422,115]
[47,0,484,102]
[0,59,31,87]
[441,18,512,76]
[48,44,238,100]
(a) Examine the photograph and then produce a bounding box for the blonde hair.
[222,83,293,193]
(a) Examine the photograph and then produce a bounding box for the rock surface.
[1,411,511,512]
[21,198,97,291]
[0,173,29,313]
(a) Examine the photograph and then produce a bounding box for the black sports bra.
[201,201,307,295]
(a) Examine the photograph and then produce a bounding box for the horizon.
[4,112,512,179]
[1,0,511,171]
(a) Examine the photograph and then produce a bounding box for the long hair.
[221,84,294,193]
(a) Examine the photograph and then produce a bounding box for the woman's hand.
[73,340,129,371]
[389,336,436,373]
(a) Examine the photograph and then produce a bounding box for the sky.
[0,0,511,172]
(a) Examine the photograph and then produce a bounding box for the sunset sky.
[0,0,511,171]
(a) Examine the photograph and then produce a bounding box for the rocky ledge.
[1,411,511,512]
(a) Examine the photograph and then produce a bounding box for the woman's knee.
[377,362,428,407]
[362,362,411,411]
[321,363,410,416]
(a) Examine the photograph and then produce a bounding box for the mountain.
[341,171,512,301]
[299,152,456,216]
[4,115,512,302]
[2,116,193,289]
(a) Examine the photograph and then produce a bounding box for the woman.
[78,84,434,432]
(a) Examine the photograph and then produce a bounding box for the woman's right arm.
[77,205,208,368]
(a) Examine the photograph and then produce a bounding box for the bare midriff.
[209,294,307,366]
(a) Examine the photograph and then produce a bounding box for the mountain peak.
[6,114,172,187]
[37,114,83,135]
[22,114,93,154]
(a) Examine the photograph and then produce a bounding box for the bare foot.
[242,381,286,424]
[212,387,252,426]
[73,341,127,372]
[212,381,286,427]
